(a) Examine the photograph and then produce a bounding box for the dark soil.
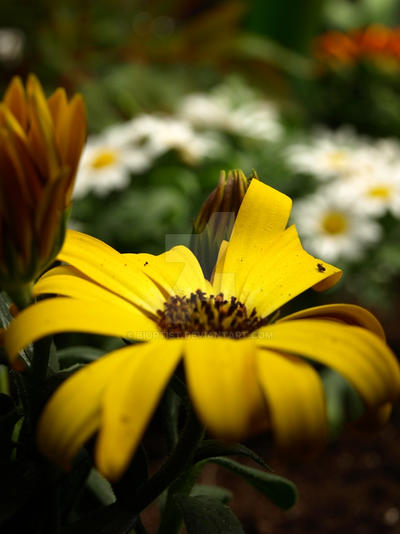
[142,404,400,533]
[217,405,400,534]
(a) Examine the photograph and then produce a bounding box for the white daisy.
[342,163,400,218]
[292,185,382,262]
[0,28,24,63]
[73,126,151,198]
[230,101,282,142]
[143,116,220,164]
[121,114,221,164]
[286,127,366,180]
[179,82,282,142]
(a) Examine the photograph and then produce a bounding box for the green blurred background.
[2,0,400,338]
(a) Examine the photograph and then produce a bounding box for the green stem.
[132,407,205,515]
[133,516,149,534]
[31,336,52,385]
[0,364,10,395]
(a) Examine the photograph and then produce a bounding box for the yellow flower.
[0,75,86,305]
[4,180,400,481]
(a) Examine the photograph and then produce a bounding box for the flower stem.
[132,406,205,515]
[31,336,53,385]
[133,516,149,534]
[7,281,34,310]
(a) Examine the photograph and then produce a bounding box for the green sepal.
[194,439,271,471]
[199,457,297,510]
[174,494,245,534]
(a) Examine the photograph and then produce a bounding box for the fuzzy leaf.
[205,457,297,510]
[175,495,244,534]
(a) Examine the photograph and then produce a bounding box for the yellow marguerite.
[4,180,400,481]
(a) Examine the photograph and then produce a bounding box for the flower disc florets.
[157,289,268,338]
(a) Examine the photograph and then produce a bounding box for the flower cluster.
[178,80,282,142]
[73,79,282,198]
[314,25,400,69]
[74,114,219,198]
[287,127,400,261]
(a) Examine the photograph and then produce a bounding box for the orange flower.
[0,75,86,307]
[314,31,358,66]
[315,25,400,68]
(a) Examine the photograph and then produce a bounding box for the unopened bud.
[190,169,254,278]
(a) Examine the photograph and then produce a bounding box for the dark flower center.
[156,289,268,339]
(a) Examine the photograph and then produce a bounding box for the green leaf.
[0,292,12,329]
[322,368,364,438]
[87,468,116,506]
[56,346,107,368]
[191,484,233,504]
[194,439,271,471]
[175,495,244,534]
[59,449,93,520]
[204,457,297,510]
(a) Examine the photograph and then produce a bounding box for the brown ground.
[142,404,400,533]
[218,405,400,534]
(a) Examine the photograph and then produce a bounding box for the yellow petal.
[57,94,87,200]
[47,90,87,201]
[124,245,209,298]
[26,74,59,181]
[280,303,385,339]
[210,239,228,288]
[254,319,400,407]
[184,337,266,440]
[47,87,68,129]
[34,269,150,315]
[37,347,132,469]
[35,171,69,262]
[97,339,183,480]
[3,76,28,131]
[216,179,292,295]
[256,348,327,450]
[58,230,166,315]
[237,225,341,318]
[4,297,161,363]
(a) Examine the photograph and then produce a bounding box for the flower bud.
[0,75,86,307]
[190,169,253,278]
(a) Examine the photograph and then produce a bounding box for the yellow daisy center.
[327,150,347,169]
[321,211,349,235]
[367,185,391,199]
[91,149,118,169]
[156,289,268,339]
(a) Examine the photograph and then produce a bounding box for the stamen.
[157,289,268,339]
